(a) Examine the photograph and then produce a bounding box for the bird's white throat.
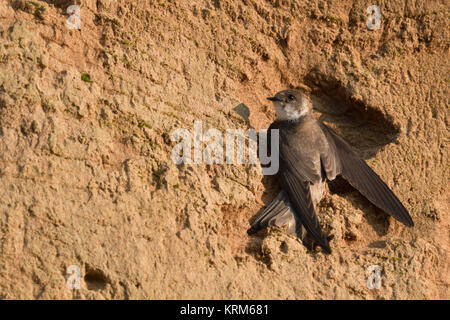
[275,103,308,121]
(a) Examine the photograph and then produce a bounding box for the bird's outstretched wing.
[247,191,303,238]
[320,123,414,227]
[279,168,331,253]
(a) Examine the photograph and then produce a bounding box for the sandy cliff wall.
[0,0,448,299]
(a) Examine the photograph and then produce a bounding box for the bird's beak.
[267,97,281,102]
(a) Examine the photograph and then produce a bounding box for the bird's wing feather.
[280,168,331,253]
[268,122,322,183]
[247,191,302,238]
[266,121,331,253]
[319,136,340,181]
[280,141,322,182]
[320,123,414,227]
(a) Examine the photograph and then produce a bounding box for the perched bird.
[248,89,414,254]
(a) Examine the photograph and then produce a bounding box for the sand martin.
[248,89,414,253]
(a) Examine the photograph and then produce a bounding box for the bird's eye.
[288,94,295,100]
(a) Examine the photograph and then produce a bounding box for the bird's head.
[267,89,311,121]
